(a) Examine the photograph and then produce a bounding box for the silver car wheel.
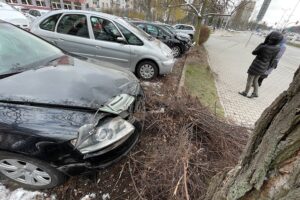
[139,64,155,79]
[0,159,51,186]
[172,46,181,57]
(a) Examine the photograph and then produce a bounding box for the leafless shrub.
[199,26,211,45]
[130,92,248,200]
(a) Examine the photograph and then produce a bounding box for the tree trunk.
[206,66,300,200]
[195,0,208,45]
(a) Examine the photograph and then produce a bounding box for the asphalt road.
[205,31,300,127]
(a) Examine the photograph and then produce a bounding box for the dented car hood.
[0,56,140,110]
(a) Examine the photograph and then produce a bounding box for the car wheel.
[136,61,158,80]
[171,46,181,58]
[0,152,67,190]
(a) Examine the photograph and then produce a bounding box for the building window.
[5,0,18,4]
[36,0,46,7]
[21,0,32,5]
[64,4,71,9]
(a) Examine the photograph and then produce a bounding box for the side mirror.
[116,37,127,44]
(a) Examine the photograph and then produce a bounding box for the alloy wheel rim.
[0,159,51,186]
[140,64,155,79]
[172,46,181,57]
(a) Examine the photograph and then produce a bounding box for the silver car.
[30,10,175,80]
[173,24,195,39]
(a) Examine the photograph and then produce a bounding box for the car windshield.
[0,23,63,75]
[159,25,174,36]
[165,25,176,32]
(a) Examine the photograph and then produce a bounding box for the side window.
[36,11,41,17]
[158,27,167,37]
[136,24,146,32]
[90,16,122,42]
[116,23,143,46]
[146,25,158,37]
[29,10,34,16]
[57,14,89,38]
[39,14,62,32]
[185,26,193,30]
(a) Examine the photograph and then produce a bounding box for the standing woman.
[239,31,283,98]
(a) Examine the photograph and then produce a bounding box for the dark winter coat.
[247,32,283,76]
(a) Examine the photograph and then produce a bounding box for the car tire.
[0,151,68,190]
[136,61,158,80]
[171,46,182,58]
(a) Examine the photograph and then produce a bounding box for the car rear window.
[185,26,193,30]
[39,13,62,32]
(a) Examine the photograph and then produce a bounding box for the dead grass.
[184,46,224,117]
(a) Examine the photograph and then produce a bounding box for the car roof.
[131,21,163,26]
[174,24,194,27]
[48,9,120,20]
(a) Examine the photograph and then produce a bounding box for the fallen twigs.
[129,93,248,200]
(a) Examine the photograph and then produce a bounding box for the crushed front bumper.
[57,120,141,176]
[57,92,145,176]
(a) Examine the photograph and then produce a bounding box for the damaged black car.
[0,21,143,189]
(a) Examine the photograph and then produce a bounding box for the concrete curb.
[203,46,227,118]
[177,55,188,96]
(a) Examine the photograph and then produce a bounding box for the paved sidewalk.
[205,31,300,128]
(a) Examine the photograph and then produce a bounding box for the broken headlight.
[74,117,135,154]
[99,94,135,115]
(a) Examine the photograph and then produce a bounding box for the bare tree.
[169,0,231,44]
[205,67,300,200]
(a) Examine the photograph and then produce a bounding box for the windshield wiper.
[0,71,24,79]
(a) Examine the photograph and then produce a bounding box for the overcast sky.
[251,0,300,27]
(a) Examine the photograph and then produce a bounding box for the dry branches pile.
[129,92,248,200]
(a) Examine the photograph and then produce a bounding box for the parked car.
[159,23,193,49]
[30,10,174,80]
[132,21,188,57]
[13,5,30,14]
[27,9,49,23]
[173,24,195,39]
[162,24,191,40]
[0,2,30,29]
[0,20,144,189]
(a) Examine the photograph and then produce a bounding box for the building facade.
[6,0,133,10]
[6,0,84,10]
[256,0,272,22]
[229,0,256,30]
